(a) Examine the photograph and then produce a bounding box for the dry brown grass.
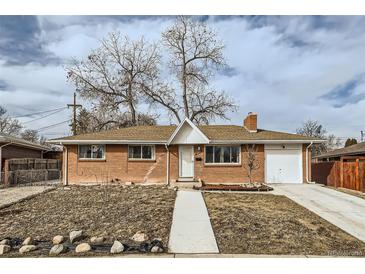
[204,192,365,256]
[0,185,175,257]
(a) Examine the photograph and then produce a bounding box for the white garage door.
[265,144,303,184]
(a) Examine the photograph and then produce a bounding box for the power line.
[23,108,67,124]
[13,107,67,118]
[35,119,71,132]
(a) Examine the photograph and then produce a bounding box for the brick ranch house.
[50,113,323,185]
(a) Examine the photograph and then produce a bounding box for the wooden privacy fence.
[312,157,365,192]
[1,158,61,187]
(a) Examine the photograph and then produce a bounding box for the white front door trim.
[179,145,194,178]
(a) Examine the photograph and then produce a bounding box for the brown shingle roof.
[51,124,321,143]
[314,142,365,159]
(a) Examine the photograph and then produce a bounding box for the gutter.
[305,142,315,183]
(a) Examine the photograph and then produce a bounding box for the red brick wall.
[65,144,170,184]
[64,143,309,185]
[194,144,265,183]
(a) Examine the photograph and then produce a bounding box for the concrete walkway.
[274,184,365,242]
[0,186,55,209]
[168,190,219,254]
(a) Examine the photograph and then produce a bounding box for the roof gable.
[167,118,209,145]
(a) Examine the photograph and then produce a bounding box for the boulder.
[22,237,34,246]
[125,182,134,186]
[131,231,149,242]
[90,236,105,244]
[49,244,67,256]
[69,230,83,243]
[110,240,124,254]
[0,239,10,245]
[52,235,65,245]
[19,245,37,254]
[75,243,91,253]
[150,239,164,253]
[0,244,11,255]
[150,245,164,253]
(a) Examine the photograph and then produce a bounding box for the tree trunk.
[127,84,137,125]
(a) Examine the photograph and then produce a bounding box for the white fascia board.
[210,139,326,144]
[47,140,167,145]
[167,117,210,145]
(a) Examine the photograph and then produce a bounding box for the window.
[205,146,240,164]
[79,145,105,159]
[128,145,155,160]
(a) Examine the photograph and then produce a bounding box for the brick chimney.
[243,112,257,132]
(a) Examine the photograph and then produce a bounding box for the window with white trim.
[205,145,240,164]
[78,145,105,159]
[128,145,155,160]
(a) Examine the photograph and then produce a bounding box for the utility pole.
[361,130,364,142]
[67,92,82,136]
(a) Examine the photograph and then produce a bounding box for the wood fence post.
[340,157,343,187]
[4,160,9,187]
[355,158,360,191]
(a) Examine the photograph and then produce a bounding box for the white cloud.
[0,16,364,141]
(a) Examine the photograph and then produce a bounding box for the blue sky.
[0,15,364,141]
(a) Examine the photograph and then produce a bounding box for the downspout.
[306,142,314,183]
[64,145,68,186]
[165,144,170,186]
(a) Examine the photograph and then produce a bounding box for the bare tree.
[0,106,22,136]
[20,129,39,143]
[76,106,156,134]
[143,16,237,124]
[66,32,161,126]
[296,120,341,156]
[244,144,260,183]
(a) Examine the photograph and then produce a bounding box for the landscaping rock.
[75,243,91,253]
[90,236,105,244]
[110,240,124,254]
[131,231,149,242]
[0,239,10,245]
[150,239,164,253]
[49,244,67,255]
[19,245,37,254]
[52,235,65,245]
[69,230,83,243]
[150,245,164,253]
[0,244,11,255]
[22,237,34,246]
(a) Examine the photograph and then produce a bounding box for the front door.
[179,145,194,178]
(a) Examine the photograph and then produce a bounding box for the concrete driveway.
[274,184,365,242]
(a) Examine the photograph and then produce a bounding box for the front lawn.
[0,185,175,257]
[204,192,365,256]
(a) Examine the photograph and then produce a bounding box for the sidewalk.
[0,185,55,209]
[168,190,219,254]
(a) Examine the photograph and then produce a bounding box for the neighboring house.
[313,142,365,162]
[0,133,50,173]
[50,113,323,185]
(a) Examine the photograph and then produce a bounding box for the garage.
[265,144,303,184]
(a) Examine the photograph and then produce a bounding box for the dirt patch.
[0,185,175,257]
[204,192,365,256]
